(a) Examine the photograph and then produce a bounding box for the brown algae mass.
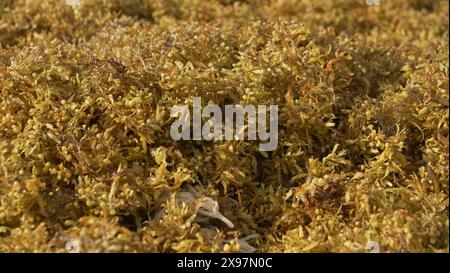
[0,0,448,253]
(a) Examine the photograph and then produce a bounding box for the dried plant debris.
[0,0,448,253]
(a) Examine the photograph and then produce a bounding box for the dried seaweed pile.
[0,0,448,253]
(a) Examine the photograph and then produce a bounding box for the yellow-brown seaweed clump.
[0,0,448,253]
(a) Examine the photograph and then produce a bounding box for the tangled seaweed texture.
[0,0,448,252]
